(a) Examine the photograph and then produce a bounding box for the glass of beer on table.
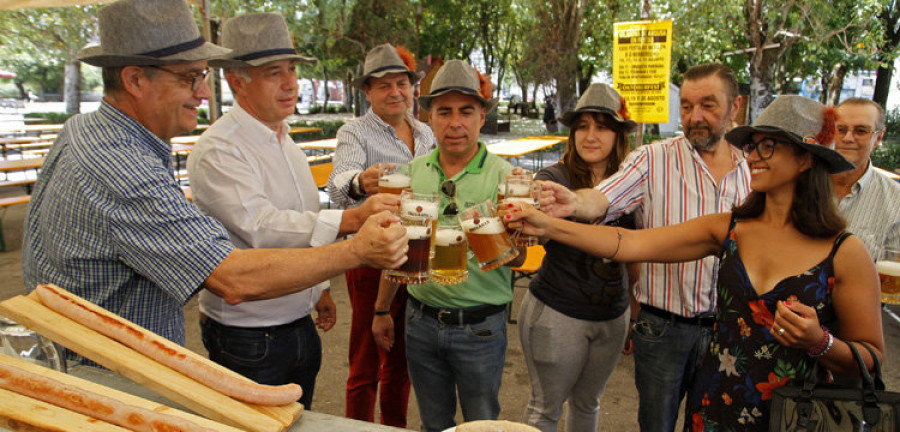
[384,214,434,284]
[379,164,412,195]
[877,247,900,304]
[431,215,468,285]
[459,200,519,272]
[498,174,540,247]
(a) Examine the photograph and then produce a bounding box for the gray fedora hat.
[77,0,231,68]
[560,83,637,131]
[208,13,317,68]
[352,43,423,89]
[726,95,854,174]
[417,60,498,113]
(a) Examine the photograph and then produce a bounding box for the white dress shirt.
[837,161,900,260]
[187,102,341,327]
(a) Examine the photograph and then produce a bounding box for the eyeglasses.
[836,126,879,140]
[145,65,210,92]
[743,138,786,160]
[441,180,458,216]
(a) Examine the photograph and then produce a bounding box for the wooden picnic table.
[171,135,200,145]
[289,126,323,135]
[297,138,337,150]
[0,157,45,173]
[0,124,64,134]
[487,136,567,169]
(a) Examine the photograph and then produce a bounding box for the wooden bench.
[309,162,333,190]
[0,194,31,252]
[508,245,546,323]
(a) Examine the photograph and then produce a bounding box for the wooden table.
[171,135,201,145]
[0,157,44,173]
[297,138,337,156]
[0,124,64,134]
[289,126,323,135]
[487,136,567,167]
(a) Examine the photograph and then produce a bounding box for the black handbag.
[769,343,900,431]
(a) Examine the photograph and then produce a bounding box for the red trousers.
[345,266,410,427]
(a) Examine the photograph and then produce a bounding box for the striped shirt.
[598,136,751,317]
[23,100,234,345]
[328,108,436,209]
[837,162,900,260]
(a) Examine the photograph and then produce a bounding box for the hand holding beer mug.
[384,214,434,284]
[431,215,468,285]
[877,247,900,304]
[379,163,412,195]
[459,200,519,272]
[499,175,540,247]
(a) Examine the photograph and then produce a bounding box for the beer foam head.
[402,200,439,218]
[436,229,466,246]
[405,225,431,240]
[503,196,536,205]
[505,182,532,197]
[380,173,411,188]
[876,261,900,277]
[461,216,505,234]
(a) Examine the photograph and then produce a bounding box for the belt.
[641,305,716,327]
[409,297,506,326]
[199,313,311,332]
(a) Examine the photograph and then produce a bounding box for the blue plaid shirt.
[23,101,234,345]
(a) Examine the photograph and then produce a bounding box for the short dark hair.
[732,144,845,238]
[563,112,630,190]
[683,63,739,103]
[838,97,886,131]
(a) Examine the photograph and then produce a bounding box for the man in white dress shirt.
[187,13,398,408]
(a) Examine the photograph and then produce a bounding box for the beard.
[684,106,732,151]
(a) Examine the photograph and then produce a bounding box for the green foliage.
[289,120,346,140]
[28,112,74,123]
[885,107,900,137]
[197,108,210,125]
[308,104,349,114]
[0,83,19,99]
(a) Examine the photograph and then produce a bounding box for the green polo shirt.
[407,142,513,308]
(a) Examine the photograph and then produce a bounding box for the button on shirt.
[188,102,341,327]
[598,136,751,317]
[23,101,234,345]
[837,162,900,260]
[328,108,436,209]
[407,143,513,309]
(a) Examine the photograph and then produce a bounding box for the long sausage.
[35,284,302,406]
[0,362,217,432]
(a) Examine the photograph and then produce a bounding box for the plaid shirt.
[598,136,751,317]
[23,101,233,345]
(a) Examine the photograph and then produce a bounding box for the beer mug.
[431,216,468,285]
[877,247,900,304]
[499,176,540,247]
[497,169,533,202]
[400,191,440,252]
[459,200,519,272]
[384,214,434,284]
[378,164,412,195]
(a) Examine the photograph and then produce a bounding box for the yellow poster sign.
[613,20,673,124]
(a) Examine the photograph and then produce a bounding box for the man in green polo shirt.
[371,60,526,432]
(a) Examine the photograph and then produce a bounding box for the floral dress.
[684,217,850,432]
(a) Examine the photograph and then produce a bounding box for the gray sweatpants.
[518,291,629,432]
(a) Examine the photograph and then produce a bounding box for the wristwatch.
[348,173,365,200]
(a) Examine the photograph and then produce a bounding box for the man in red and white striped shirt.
[540,64,751,432]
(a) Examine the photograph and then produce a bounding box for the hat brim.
[78,42,232,67]
[418,88,498,114]
[352,69,425,90]
[209,53,317,69]
[726,125,855,174]
[559,107,638,132]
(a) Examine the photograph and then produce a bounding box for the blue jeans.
[632,308,712,432]
[404,299,508,432]
[200,314,321,408]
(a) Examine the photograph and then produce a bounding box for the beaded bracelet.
[807,325,834,358]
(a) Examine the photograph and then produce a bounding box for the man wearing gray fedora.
[371,60,526,432]
[186,12,401,408]
[22,0,408,359]
[328,43,436,427]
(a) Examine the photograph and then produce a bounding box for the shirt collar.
[364,107,427,136]
[425,142,489,178]
[98,99,171,162]
[853,161,875,192]
[230,101,285,144]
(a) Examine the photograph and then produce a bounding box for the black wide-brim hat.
[77,0,231,68]
[726,95,854,174]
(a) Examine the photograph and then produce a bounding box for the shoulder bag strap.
[848,342,883,427]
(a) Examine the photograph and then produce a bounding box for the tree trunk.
[64,58,81,115]
[873,62,894,109]
[14,81,27,100]
[826,63,847,106]
[819,72,830,104]
[322,66,330,110]
[749,74,774,122]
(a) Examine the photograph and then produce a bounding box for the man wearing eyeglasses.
[22,0,408,356]
[538,63,751,432]
[371,60,526,432]
[832,98,900,259]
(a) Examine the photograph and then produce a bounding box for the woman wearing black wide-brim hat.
[502,95,884,431]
